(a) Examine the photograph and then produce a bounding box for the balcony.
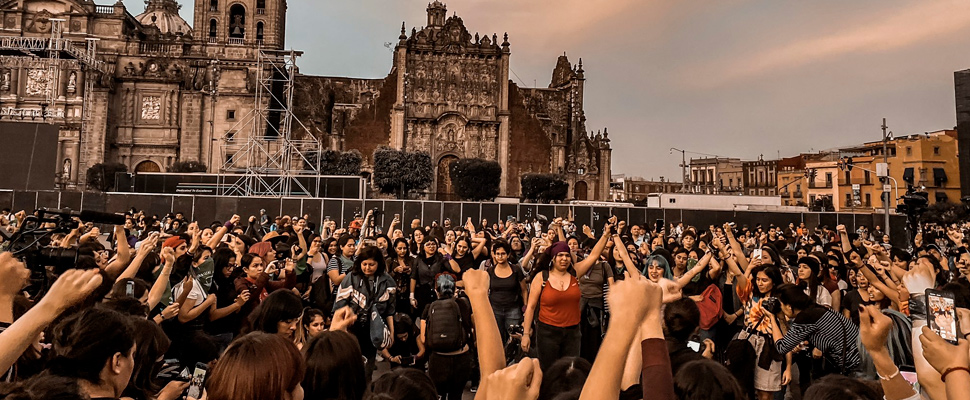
[793,191,803,198]
[207,37,218,44]
[227,37,245,46]
[256,8,266,14]
[95,5,116,14]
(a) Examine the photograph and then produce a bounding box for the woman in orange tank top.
[521,220,614,371]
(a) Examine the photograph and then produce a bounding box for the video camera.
[1,208,127,295]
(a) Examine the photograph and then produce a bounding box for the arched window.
[228,4,246,38]
[208,19,217,38]
[256,22,264,41]
[256,0,265,9]
[209,0,218,11]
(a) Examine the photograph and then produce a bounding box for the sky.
[127,0,970,181]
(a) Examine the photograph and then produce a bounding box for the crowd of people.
[0,205,968,400]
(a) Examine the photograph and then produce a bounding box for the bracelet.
[877,367,900,381]
[941,367,970,383]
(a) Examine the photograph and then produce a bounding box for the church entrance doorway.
[436,155,459,201]
[574,181,588,201]
[135,160,161,173]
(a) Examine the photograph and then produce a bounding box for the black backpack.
[425,298,466,352]
[310,258,335,312]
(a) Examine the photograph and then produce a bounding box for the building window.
[728,178,733,188]
[934,146,940,155]
[865,193,871,207]
[210,0,218,12]
[864,170,871,184]
[229,4,246,38]
[845,194,852,207]
[577,167,585,175]
[844,170,851,184]
[225,130,236,141]
[825,172,832,186]
[906,147,912,156]
[226,110,235,121]
[936,192,949,203]
[256,22,264,41]
[209,19,217,38]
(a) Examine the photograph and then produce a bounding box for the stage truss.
[219,49,322,197]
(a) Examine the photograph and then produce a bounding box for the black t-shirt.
[453,254,477,280]
[412,255,446,288]
[486,263,526,309]
[842,289,864,325]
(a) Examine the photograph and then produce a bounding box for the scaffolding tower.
[219,49,322,197]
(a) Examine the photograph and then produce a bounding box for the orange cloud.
[686,0,970,88]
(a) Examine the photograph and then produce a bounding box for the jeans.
[536,321,581,371]
[428,351,473,400]
[493,304,523,345]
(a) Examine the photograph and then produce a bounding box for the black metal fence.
[0,190,909,247]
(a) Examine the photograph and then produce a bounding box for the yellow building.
[839,129,960,211]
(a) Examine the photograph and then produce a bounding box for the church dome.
[136,0,192,37]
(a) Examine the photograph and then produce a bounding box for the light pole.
[670,148,689,193]
[881,118,892,237]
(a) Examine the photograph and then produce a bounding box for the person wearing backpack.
[420,273,473,400]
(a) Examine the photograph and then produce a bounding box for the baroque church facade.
[0,0,612,200]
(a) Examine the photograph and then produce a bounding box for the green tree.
[86,162,129,192]
[449,158,501,201]
[373,147,433,199]
[167,160,208,173]
[920,201,968,226]
[311,149,363,176]
[521,173,568,203]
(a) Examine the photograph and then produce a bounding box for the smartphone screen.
[655,219,664,233]
[752,249,763,260]
[186,363,209,399]
[926,289,958,344]
[125,281,134,297]
[687,341,700,352]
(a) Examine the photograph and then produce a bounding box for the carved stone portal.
[25,69,50,97]
[142,96,162,120]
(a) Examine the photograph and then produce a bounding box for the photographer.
[769,283,861,379]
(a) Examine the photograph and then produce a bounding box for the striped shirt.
[775,306,861,371]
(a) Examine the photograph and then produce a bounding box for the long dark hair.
[48,307,136,384]
[797,257,823,301]
[303,330,367,400]
[750,265,784,298]
[122,317,171,400]
[247,290,303,334]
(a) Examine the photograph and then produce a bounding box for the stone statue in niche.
[0,70,9,91]
[62,159,72,178]
[67,71,77,93]
[142,96,161,120]
[124,62,135,76]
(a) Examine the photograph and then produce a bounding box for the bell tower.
[193,0,287,49]
[427,1,446,27]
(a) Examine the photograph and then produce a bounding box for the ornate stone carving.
[25,69,50,97]
[141,96,161,120]
[0,70,9,91]
[27,10,53,33]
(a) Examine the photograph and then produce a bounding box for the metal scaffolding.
[219,49,322,197]
[0,22,110,119]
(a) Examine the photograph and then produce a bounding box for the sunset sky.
[130,0,970,181]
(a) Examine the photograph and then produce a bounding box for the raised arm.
[463,270,505,398]
[116,232,159,282]
[675,251,712,288]
[580,271,659,400]
[612,235,637,274]
[470,237,487,259]
[519,237,542,271]
[575,223,613,278]
[0,267,101,374]
[723,223,749,272]
[148,247,176,310]
[209,291,250,321]
[103,225,132,278]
